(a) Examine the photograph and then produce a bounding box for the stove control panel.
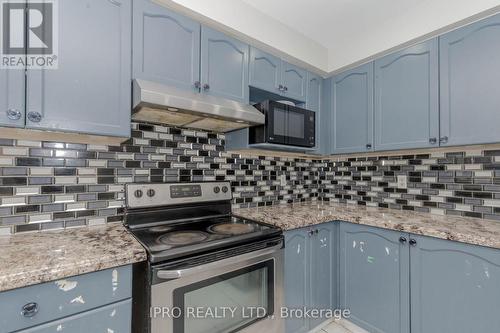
[126,182,232,209]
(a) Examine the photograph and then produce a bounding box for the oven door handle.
[156,244,282,280]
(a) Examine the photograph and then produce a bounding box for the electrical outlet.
[397,175,408,189]
[280,174,287,187]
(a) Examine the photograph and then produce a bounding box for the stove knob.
[134,189,143,198]
[213,186,221,194]
[147,189,156,197]
[222,186,229,193]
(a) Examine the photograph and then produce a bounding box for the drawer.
[0,265,131,333]
[18,299,131,333]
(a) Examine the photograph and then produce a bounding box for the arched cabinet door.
[440,13,500,146]
[410,235,500,333]
[284,229,310,333]
[200,26,249,103]
[332,63,374,154]
[339,222,410,333]
[26,0,131,137]
[249,47,282,94]
[374,39,439,151]
[133,0,200,92]
[281,61,307,102]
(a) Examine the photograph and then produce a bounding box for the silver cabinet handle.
[203,83,210,91]
[27,111,42,123]
[429,137,437,144]
[6,109,22,120]
[283,86,288,92]
[278,84,284,91]
[194,81,201,89]
[21,302,39,318]
[440,136,449,144]
[366,143,372,150]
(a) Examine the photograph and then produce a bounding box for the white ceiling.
[166,0,500,73]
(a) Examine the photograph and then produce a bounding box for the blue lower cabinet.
[284,222,336,333]
[410,235,500,333]
[18,299,131,333]
[339,222,410,333]
[0,266,132,333]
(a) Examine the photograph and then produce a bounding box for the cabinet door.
[309,222,336,330]
[281,61,307,101]
[339,222,410,333]
[26,0,131,137]
[133,0,200,91]
[18,299,131,333]
[200,26,249,103]
[332,63,374,154]
[248,47,281,94]
[0,67,25,128]
[440,13,500,146]
[306,72,322,112]
[410,235,500,333]
[284,229,310,333]
[374,39,439,150]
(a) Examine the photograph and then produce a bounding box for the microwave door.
[267,103,288,145]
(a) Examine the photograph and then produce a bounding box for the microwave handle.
[157,244,282,280]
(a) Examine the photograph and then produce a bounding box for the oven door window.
[173,260,274,333]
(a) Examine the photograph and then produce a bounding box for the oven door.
[150,245,284,333]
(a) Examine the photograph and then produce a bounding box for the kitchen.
[1,0,500,333]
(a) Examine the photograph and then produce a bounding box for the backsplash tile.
[319,149,500,221]
[3,122,500,234]
[0,122,320,234]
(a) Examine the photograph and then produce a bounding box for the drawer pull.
[21,302,39,318]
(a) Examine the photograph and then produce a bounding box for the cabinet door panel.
[19,299,131,333]
[249,47,281,94]
[374,39,439,150]
[339,223,410,333]
[332,63,374,154]
[282,61,307,101]
[201,26,249,103]
[440,13,500,146]
[306,72,321,112]
[133,0,200,91]
[284,229,309,333]
[0,68,25,128]
[309,223,335,330]
[411,235,500,333]
[26,0,131,137]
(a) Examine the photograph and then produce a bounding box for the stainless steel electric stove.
[125,182,284,333]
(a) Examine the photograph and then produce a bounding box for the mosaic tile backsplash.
[0,122,320,234]
[2,122,500,234]
[319,150,500,221]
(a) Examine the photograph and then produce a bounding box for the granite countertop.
[234,201,500,249]
[0,223,147,292]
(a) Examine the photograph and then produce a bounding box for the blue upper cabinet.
[133,0,200,91]
[374,39,439,151]
[26,0,132,137]
[306,72,322,112]
[440,13,500,146]
[410,235,500,333]
[201,26,249,103]
[0,67,25,128]
[332,63,374,154]
[339,222,410,333]
[249,47,282,94]
[282,61,307,101]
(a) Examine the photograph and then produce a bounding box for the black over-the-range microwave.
[249,100,316,148]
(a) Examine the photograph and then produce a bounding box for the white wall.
[155,0,329,74]
[330,0,500,73]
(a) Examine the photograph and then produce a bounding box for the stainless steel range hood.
[132,79,264,133]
